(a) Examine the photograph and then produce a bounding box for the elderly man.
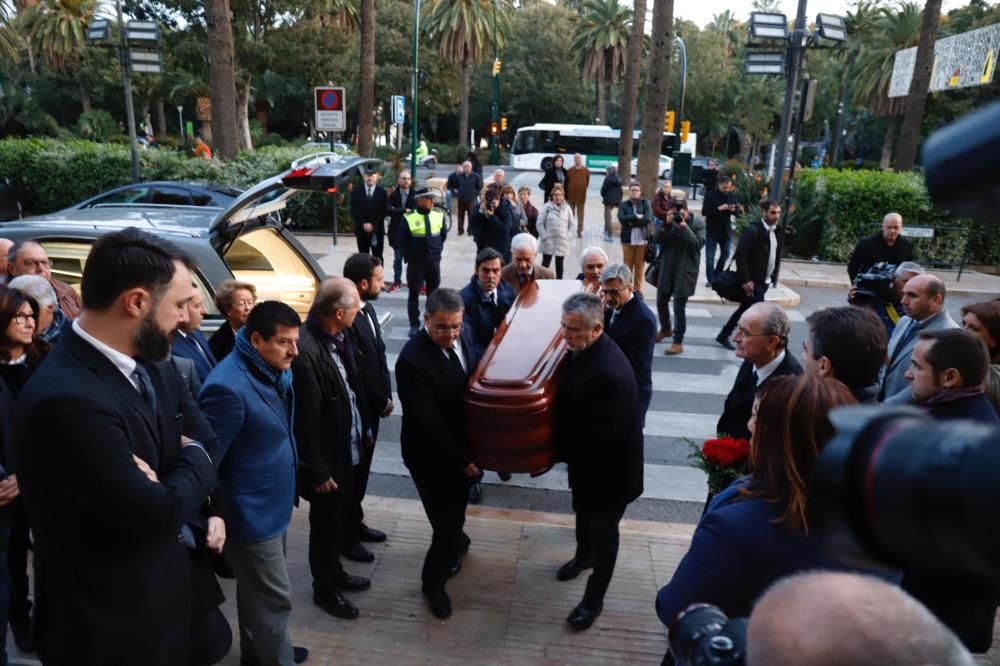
[566,154,590,238]
[880,273,958,404]
[454,161,484,236]
[490,168,506,190]
[717,302,802,439]
[170,284,217,383]
[600,264,656,424]
[554,292,643,630]
[802,306,887,404]
[847,212,914,281]
[350,167,389,261]
[7,240,81,319]
[577,246,609,292]
[6,274,64,344]
[501,233,555,295]
[747,572,975,666]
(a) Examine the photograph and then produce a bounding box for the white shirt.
[442,340,467,372]
[359,301,378,339]
[754,349,786,387]
[761,218,777,280]
[73,319,138,390]
[366,186,374,197]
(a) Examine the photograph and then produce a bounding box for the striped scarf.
[234,327,293,399]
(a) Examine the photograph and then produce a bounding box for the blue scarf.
[40,307,67,343]
[234,327,293,399]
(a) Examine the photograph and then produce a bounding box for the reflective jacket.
[401,209,446,259]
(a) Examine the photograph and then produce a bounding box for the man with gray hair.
[7,274,64,343]
[454,160,483,236]
[553,292,643,630]
[7,240,81,319]
[578,246,609,292]
[501,232,555,295]
[566,153,590,237]
[600,264,656,423]
[717,302,802,439]
[747,572,975,666]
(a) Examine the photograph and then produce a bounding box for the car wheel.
[541,157,554,171]
[426,157,436,168]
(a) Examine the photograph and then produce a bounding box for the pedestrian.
[349,167,389,261]
[6,273,63,345]
[446,164,461,213]
[715,200,783,351]
[460,247,515,359]
[566,153,590,238]
[395,288,480,620]
[465,151,483,177]
[209,279,256,361]
[501,233,555,296]
[554,292,643,631]
[651,180,675,231]
[171,283,217,383]
[454,161,483,236]
[193,136,213,160]
[702,177,741,286]
[847,212,913,281]
[386,170,416,292]
[655,199,705,356]
[540,154,568,203]
[960,300,1000,415]
[517,186,540,237]
[600,264,656,424]
[536,184,576,279]
[199,301,309,666]
[617,181,653,294]
[801,306,888,404]
[401,188,447,337]
[599,165,623,242]
[470,183,516,262]
[578,246,609,292]
[6,240,81,319]
[503,186,526,233]
[702,159,719,192]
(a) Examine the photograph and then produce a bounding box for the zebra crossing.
[361,288,809,525]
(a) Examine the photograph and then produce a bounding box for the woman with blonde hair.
[209,279,257,360]
[536,184,576,279]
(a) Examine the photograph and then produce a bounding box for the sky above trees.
[673,0,966,27]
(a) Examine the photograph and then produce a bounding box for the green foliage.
[74,110,121,142]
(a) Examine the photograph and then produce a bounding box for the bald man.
[879,273,959,403]
[747,572,975,666]
[847,212,914,280]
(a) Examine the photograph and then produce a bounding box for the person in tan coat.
[565,154,590,238]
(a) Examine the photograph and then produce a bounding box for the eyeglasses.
[22,259,50,269]
[13,313,36,325]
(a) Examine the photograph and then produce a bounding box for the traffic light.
[492,58,501,76]
[680,120,690,143]
[664,110,675,132]
[490,121,498,136]
[501,117,508,131]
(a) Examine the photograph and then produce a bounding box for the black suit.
[847,232,914,281]
[350,184,389,261]
[716,353,803,440]
[387,187,417,249]
[395,328,478,594]
[11,325,216,666]
[555,333,644,608]
[208,324,236,362]
[292,321,368,596]
[603,296,657,425]
[720,220,784,339]
[347,301,392,541]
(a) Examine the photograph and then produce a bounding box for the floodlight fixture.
[816,13,848,42]
[745,51,786,76]
[125,20,161,44]
[86,18,111,44]
[750,12,788,41]
[129,49,163,74]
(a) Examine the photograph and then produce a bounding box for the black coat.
[292,322,369,495]
[555,333,644,513]
[386,187,417,249]
[600,173,623,205]
[702,188,737,241]
[717,354,803,439]
[11,325,217,666]
[470,200,516,257]
[395,328,477,477]
[459,275,516,359]
[349,302,392,425]
[540,166,569,202]
[603,296,657,419]
[208,324,235,362]
[734,220,784,287]
[350,184,389,239]
[847,232,914,280]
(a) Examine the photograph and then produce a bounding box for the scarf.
[40,307,67,343]
[234,327,293,399]
[923,385,985,407]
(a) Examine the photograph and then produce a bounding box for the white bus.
[509,123,694,176]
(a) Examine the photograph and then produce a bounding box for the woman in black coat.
[540,155,569,203]
[465,151,483,176]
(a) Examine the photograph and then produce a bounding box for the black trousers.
[409,466,471,593]
[306,490,349,596]
[656,293,688,344]
[541,254,565,279]
[574,505,626,607]
[719,284,767,338]
[406,256,442,327]
[7,498,29,624]
[346,432,376,543]
[355,231,385,262]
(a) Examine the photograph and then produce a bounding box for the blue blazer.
[655,479,893,627]
[604,295,657,420]
[172,329,217,383]
[198,353,298,545]
[459,275,515,359]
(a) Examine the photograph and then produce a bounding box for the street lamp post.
[770,0,808,207]
[177,105,184,139]
[490,0,500,166]
[675,36,687,124]
[410,0,421,178]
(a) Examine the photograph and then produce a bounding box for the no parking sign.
[314,86,346,132]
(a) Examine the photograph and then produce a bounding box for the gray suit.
[880,309,959,403]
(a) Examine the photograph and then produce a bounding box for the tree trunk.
[205,0,240,159]
[459,61,471,148]
[880,115,898,170]
[78,79,92,113]
[236,74,253,151]
[637,0,674,195]
[602,47,614,123]
[156,99,167,137]
[595,67,606,123]
[894,0,943,171]
[617,0,647,183]
[358,0,376,156]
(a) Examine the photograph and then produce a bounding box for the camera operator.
[653,200,705,356]
[702,177,742,286]
[849,261,925,336]
[803,307,887,404]
[470,183,516,263]
[747,572,976,666]
[847,212,914,281]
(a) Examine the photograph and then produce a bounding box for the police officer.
[402,188,447,337]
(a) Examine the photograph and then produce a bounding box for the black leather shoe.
[314,591,360,619]
[9,619,34,652]
[556,557,594,582]
[240,646,309,666]
[448,559,462,577]
[458,531,471,555]
[498,471,512,481]
[343,542,375,563]
[337,574,371,591]
[423,588,452,619]
[715,333,735,350]
[566,601,603,630]
[359,523,387,543]
[468,482,482,505]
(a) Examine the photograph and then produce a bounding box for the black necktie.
[448,347,465,378]
[489,292,496,306]
[752,369,759,388]
[132,362,158,419]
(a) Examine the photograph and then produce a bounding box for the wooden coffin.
[466,279,583,475]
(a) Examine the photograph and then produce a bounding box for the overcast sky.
[672,0,968,28]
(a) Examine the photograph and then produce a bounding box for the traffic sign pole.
[117,0,141,183]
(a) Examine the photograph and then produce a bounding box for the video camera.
[850,261,897,304]
[667,605,747,666]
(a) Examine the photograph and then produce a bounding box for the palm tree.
[18,0,97,111]
[205,0,240,158]
[828,0,882,165]
[570,0,631,123]
[636,0,673,194]
[423,0,512,147]
[359,0,375,155]
[851,3,922,168]
[894,0,943,170]
[707,9,740,68]
[615,0,646,179]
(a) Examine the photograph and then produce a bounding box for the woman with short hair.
[209,279,257,361]
[540,155,569,203]
[961,300,1000,415]
[536,184,576,278]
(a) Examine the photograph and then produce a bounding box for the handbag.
[645,260,660,286]
[711,256,744,302]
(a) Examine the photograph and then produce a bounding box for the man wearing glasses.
[599,264,656,425]
[7,240,81,319]
[716,302,802,440]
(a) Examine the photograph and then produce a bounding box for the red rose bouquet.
[688,436,751,495]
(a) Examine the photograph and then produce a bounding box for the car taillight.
[282,166,318,188]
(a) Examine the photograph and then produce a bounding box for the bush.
[75,111,122,143]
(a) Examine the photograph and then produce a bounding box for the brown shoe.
[664,342,684,356]
[655,329,673,342]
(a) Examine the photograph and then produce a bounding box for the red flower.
[702,437,750,468]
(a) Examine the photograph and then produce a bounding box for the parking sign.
[315,86,345,132]
[392,95,406,125]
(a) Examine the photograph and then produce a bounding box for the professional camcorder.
[850,261,898,304]
[667,604,747,666]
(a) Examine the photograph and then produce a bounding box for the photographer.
[470,184,516,263]
[847,213,913,281]
[849,261,925,336]
[702,177,742,286]
[654,200,705,356]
